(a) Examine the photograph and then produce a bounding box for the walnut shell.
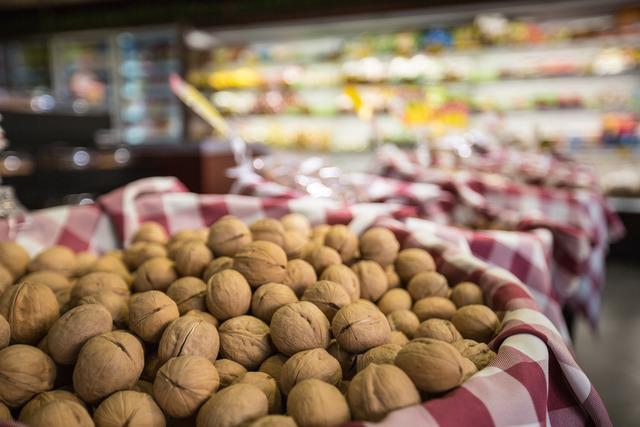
[73,330,144,403]
[452,339,497,370]
[207,217,252,257]
[0,241,30,279]
[158,316,220,363]
[234,241,287,287]
[415,319,463,343]
[281,213,311,237]
[0,281,60,344]
[450,282,484,307]
[21,271,73,308]
[259,354,288,382]
[94,390,166,427]
[395,338,470,393]
[0,315,9,350]
[282,231,307,259]
[331,302,390,354]
[280,348,342,395]
[377,288,412,314]
[358,227,399,268]
[124,242,167,270]
[304,245,341,274]
[386,310,420,338]
[71,272,130,305]
[327,340,357,381]
[27,399,93,427]
[133,258,178,292]
[166,277,207,314]
[90,255,132,284]
[154,355,219,418]
[78,290,129,328]
[235,371,282,414]
[389,331,409,346]
[282,259,317,297]
[173,241,213,278]
[348,363,420,422]
[451,305,500,343]
[270,302,330,356]
[132,221,169,245]
[302,280,351,322]
[252,283,299,323]
[249,415,296,427]
[202,257,234,283]
[74,252,98,278]
[394,248,436,283]
[18,390,84,423]
[287,379,350,427]
[251,218,286,247]
[351,261,388,302]
[28,246,76,277]
[129,291,180,343]
[219,315,272,370]
[206,270,252,321]
[319,264,360,302]
[412,296,456,321]
[214,359,247,389]
[184,310,219,327]
[356,344,402,371]
[385,265,400,289]
[407,271,449,301]
[0,345,56,407]
[196,383,268,427]
[324,225,358,263]
[47,304,113,364]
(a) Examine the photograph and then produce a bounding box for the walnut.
[20,271,72,308]
[324,225,358,263]
[158,316,220,363]
[358,227,399,268]
[251,218,286,247]
[302,280,351,322]
[206,270,252,321]
[133,257,178,292]
[385,265,400,289]
[282,230,307,259]
[351,261,388,302]
[26,399,93,427]
[132,221,169,244]
[389,331,409,346]
[415,319,462,343]
[218,315,273,370]
[0,281,59,344]
[451,305,500,343]
[129,291,180,343]
[450,282,484,307]
[153,355,219,418]
[287,379,350,427]
[196,383,267,427]
[279,348,342,395]
[28,246,76,277]
[327,340,357,381]
[0,345,55,407]
[18,390,84,423]
[348,363,420,422]
[452,339,497,370]
[123,242,167,270]
[281,213,312,237]
[304,245,342,274]
[173,240,213,278]
[331,302,390,354]
[387,309,420,341]
[407,271,449,301]
[202,257,234,282]
[166,277,207,314]
[259,354,288,383]
[251,283,299,323]
[356,344,402,371]
[270,302,330,356]
[394,248,436,283]
[89,255,133,284]
[377,288,412,314]
[207,216,252,257]
[0,241,30,279]
[282,259,317,297]
[93,390,166,427]
[73,252,98,278]
[412,296,456,321]
[71,272,130,305]
[235,371,282,414]
[185,310,219,327]
[214,359,247,389]
[72,330,144,403]
[78,290,129,328]
[234,241,287,287]
[319,264,360,302]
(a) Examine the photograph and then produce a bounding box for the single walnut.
[302,280,351,322]
[78,290,129,328]
[20,271,72,308]
[154,355,219,418]
[207,216,252,257]
[173,240,213,278]
[259,354,288,382]
[389,331,409,346]
[133,258,178,292]
[324,225,358,263]
[196,383,267,427]
[132,221,169,244]
[235,371,282,414]
[351,261,388,302]
[93,390,166,427]
[452,339,497,370]
[0,241,30,279]
[27,399,93,427]
[129,291,180,343]
[0,345,56,407]
[202,257,234,282]
[386,309,420,339]
[47,304,113,365]
[359,227,399,268]
[0,281,59,344]
[327,340,357,380]
[0,315,9,350]
[281,213,312,238]
[282,259,317,297]
[280,348,342,395]
[158,316,220,363]
[74,252,98,278]
[385,265,400,289]
[395,338,470,393]
[407,271,449,301]
[332,302,390,354]
[219,315,273,369]
[356,344,402,371]
[450,282,484,307]
[251,218,286,247]
[377,288,412,314]
[206,270,252,320]
[214,359,247,389]
[304,245,341,274]
[124,242,167,270]
[270,302,330,356]
[252,283,299,323]
[71,272,130,304]
[319,264,360,302]
[415,319,463,343]
[234,241,287,287]
[249,415,297,427]
[451,305,500,343]
[185,310,219,327]
[89,255,133,285]
[394,248,436,283]
[287,379,350,427]
[18,390,84,423]
[73,330,144,403]
[348,363,420,422]
[282,230,307,259]
[412,296,456,321]
[28,246,76,277]
[166,277,207,314]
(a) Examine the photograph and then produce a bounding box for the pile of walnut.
[0,214,500,427]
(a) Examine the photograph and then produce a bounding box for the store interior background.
[0,0,639,424]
